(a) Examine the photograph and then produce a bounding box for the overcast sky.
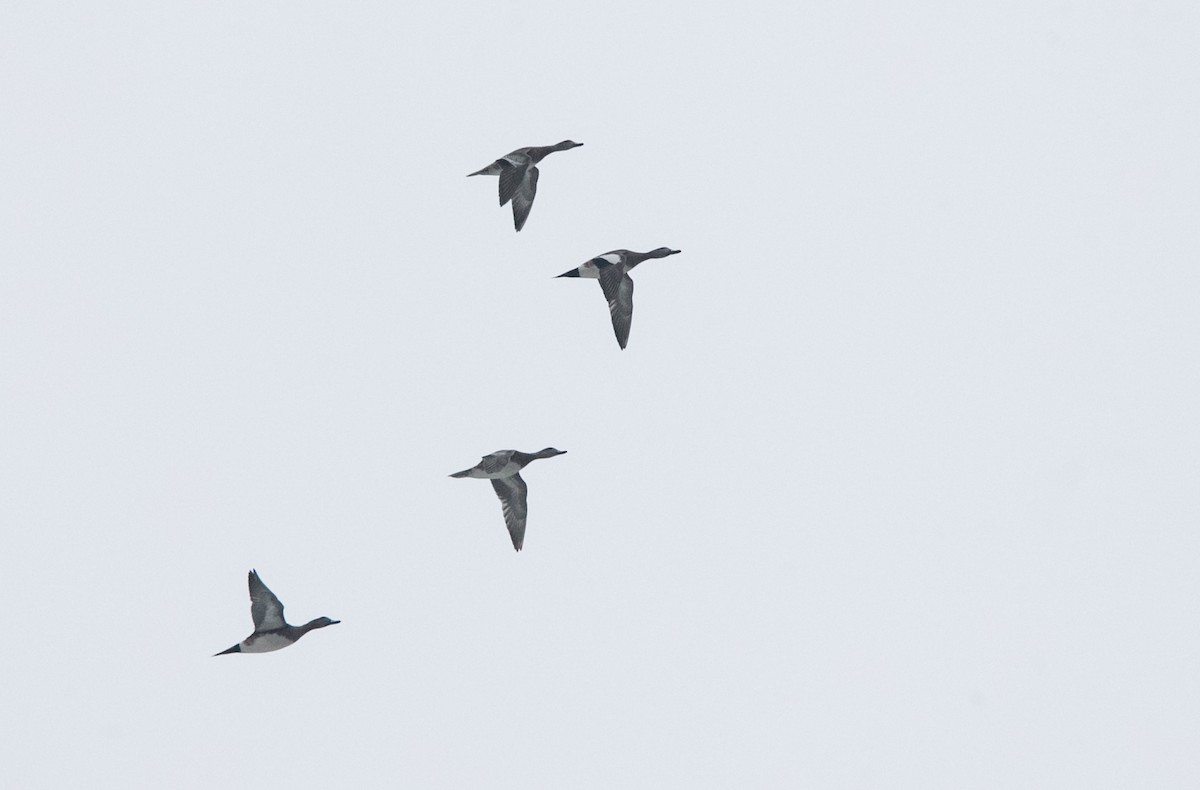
[1,1,1198,788]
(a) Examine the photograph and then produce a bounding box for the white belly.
[241,633,294,653]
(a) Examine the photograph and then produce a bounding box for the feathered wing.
[450,450,517,478]
[490,474,529,551]
[598,265,635,349]
[511,166,539,232]
[498,161,528,206]
[248,570,286,631]
[477,450,516,474]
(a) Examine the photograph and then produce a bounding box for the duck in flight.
[450,448,567,551]
[214,570,339,655]
[467,141,583,231]
[556,247,682,349]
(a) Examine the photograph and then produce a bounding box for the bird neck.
[530,141,574,162]
[298,618,328,634]
[513,449,557,465]
[626,248,676,270]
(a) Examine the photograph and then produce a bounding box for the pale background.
[1,1,1197,788]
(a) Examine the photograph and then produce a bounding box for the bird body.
[214,570,339,656]
[556,252,624,279]
[451,453,523,479]
[467,141,583,231]
[556,247,682,349]
[236,632,296,654]
[450,448,567,551]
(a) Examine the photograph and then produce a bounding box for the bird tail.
[467,163,502,177]
[449,469,473,478]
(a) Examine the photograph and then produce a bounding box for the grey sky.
[1,1,1198,788]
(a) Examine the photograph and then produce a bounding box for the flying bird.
[556,247,682,349]
[214,570,339,655]
[467,141,583,231]
[450,448,567,551]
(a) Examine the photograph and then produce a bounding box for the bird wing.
[598,265,635,349]
[498,160,528,207]
[490,473,529,551]
[475,450,515,475]
[511,166,539,232]
[248,570,286,631]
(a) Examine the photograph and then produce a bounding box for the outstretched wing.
[248,570,286,631]
[598,266,634,349]
[476,450,515,475]
[511,166,539,232]
[490,474,529,551]
[498,160,528,206]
